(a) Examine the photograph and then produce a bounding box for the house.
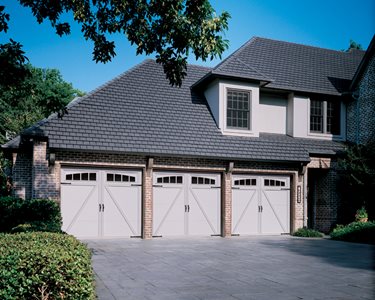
[2,36,371,238]
[347,35,375,145]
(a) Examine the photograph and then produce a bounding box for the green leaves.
[0,64,83,145]
[15,0,230,86]
[0,232,95,299]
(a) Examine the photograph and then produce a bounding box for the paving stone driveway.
[85,236,374,300]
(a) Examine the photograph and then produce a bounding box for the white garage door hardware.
[232,175,290,235]
[61,168,142,238]
[153,172,221,237]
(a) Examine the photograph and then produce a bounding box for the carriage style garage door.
[61,168,142,238]
[153,172,221,237]
[232,175,290,235]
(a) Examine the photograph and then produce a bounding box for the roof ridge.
[213,36,258,70]
[255,36,366,55]
[233,56,273,81]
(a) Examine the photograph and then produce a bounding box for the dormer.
[192,48,272,137]
[204,79,261,136]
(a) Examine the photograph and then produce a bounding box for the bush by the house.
[0,232,95,300]
[0,197,61,233]
[293,227,323,238]
[330,221,375,244]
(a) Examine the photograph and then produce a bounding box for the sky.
[2,0,374,92]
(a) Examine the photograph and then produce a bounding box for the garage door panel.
[232,189,258,235]
[153,186,185,236]
[153,172,221,237]
[261,190,289,234]
[61,168,142,238]
[188,188,220,235]
[103,186,141,237]
[232,175,290,235]
[61,184,99,237]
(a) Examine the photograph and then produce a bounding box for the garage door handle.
[187,205,190,212]
[232,187,240,190]
[102,204,105,212]
[153,184,163,187]
[99,204,102,212]
[211,186,221,189]
[61,182,71,185]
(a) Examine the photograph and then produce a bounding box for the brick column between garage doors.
[142,166,153,239]
[222,171,232,237]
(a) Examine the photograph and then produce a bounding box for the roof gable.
[213,37,365,95]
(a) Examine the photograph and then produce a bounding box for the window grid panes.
[234,179,257,186]
[106,173,136,182]
[156,176,183,184]
[66,173,96,181]
[227,90,250,129]
[310,99,340,135]
[191,177,215,185]
[327,101,340,135]
[310,100,323,132]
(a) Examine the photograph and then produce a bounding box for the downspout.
[301,164,308,228]
[303,168,308,227]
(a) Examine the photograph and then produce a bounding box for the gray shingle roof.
[4,59,346,163]
[211,37,365,95]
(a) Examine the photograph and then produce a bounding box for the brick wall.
[11,145,306,237]
[12,151,32,199]
[347,53,375,145]
[307,159,340,233]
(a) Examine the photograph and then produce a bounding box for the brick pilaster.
[142,160,153,239]
[222,171,232,237]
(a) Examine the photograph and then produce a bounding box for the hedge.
[0,232,95,299]
[292,227,323,238]
[0,197,61,233]
[330,221,375,244]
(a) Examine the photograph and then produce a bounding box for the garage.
[232,175,290,235]
[60,168,142,238]
[153,172,221,237]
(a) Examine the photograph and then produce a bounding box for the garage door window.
[156,176,183,184]
[264,179,285,187]
[65,173,96,181]
[107,173,136,182]
[234,179,257,186]
[191,176,215,185]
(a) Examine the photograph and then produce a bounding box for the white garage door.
[61,168,141,238]
[232,175,290,235]
[153,172,221,237]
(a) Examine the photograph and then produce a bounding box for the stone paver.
[84,236,375,300]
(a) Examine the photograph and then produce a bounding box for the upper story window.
[310,99,340,135]
[227,90,251,130]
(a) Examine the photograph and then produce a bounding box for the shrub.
[330,221,375,244]
[0,197,61,233]
[0,196,24,232]
[0,232,95,299]
[293,227,323,238]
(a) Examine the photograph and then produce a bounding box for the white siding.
[258,94,287,134]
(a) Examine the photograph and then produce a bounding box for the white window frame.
[226,89,251,130]
[307,99,345,140]
[221,81,259,137]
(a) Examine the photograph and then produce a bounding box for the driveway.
[85,236,374,300]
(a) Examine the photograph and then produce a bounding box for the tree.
[0,64,84,145]
[339,140,375,222]
[0,64,84,196]
[344,39,363,52]
[1,1,230,87]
